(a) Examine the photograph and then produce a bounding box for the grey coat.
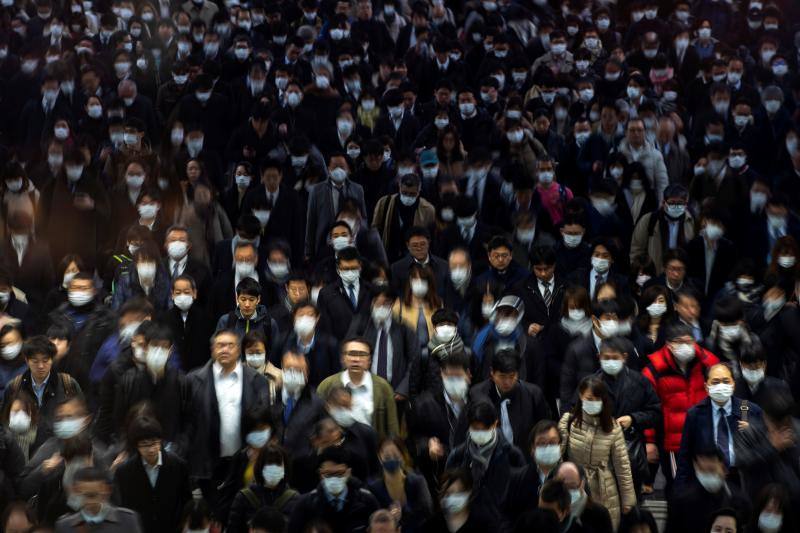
[54,505,143,533]
[305,178,367,259]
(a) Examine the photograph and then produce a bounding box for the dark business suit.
[511,276,566,334]
[567,267,629,300]
[112,450,192,533]
[316,279,373,342]
[160,304,215,371]
[373,111,421,154]
[275,385,326,463]
[186,361,270,484]
[686,235,736,298]
[434,222,494,276]
[279,331,341,388]
[346,313,420,398]
[674,396,764,489]
[210,238,269,277]
[305,178,367,260]
[390,254,449,298]
[0,237,54,313]
[242,184,305,265]
[468,379,550,448]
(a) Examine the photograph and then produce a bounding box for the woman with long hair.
[393,264,443,356]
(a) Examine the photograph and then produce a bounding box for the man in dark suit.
[686,214,737,300]
[305,154,367,261]
[113,417,192,533]
[163,226,212,305]
[187,329,270,506]
[373,89,420,154]
[567,238,629,300]
[435,196,493,276]
[675,363,764,489]
[316,247,373,342]
[463,148,505,228]
[275,350,327,476]
[241,158,305,266]
[211,214,268,277]
[346,288,420,400]
[468,349,550,448]
[208,241,271,321]
[735,346,793,406]
[161,275,214,371]
[512,245,565,339]
[415,40,466,101]
[390,226,448,297]
[1,211,54,314]
[408,350,471,489]
[279,302,341,387]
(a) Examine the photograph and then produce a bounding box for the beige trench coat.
[559,412,636,530]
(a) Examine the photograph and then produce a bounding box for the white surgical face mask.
[246,428,271,448]
[582,399,603,415]
[600,359,624,376]
[707,383,734,404]
[741,367,765,385]
[598,319,619,337]
[173,294,193,311]
[534,444,561,465]
[469,428,494,446]
[245,352,266,369]
[647,302,667,317]
[442,376,468,400]
[695,470,724,492]
[671,342,695,362]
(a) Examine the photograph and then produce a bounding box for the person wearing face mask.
[642,322,719,491]
[684,210,737,301]
[373,89,421,155]
[313,221,357,285]
[112,416,192,533]
[630,184,694,273]
[305,154,367,261]
[594,337,661,497]
[437,196,494,276]
[17,75,71,163]
[747,485,795,533]
[560,299,622,411]
[280,303,339,388]
[445,400,526,529]
[54,465,143,533]
[345,289,419,401]
[507,420,564,518]
[766,236,800,294]
[559,376,636,530]
[409,349,471,487]
[373,174,437,264]
[227,444,300,532]
[159,274,213,372]
[734,345,789,407]
[316,247,374,341]
[175,74,229,155]
[38,147,109,273]
[111,243,171,312]
[615,117,669,204]
[454,88,497,153]
[468,349,550,455]
[288,445,379,532]
[0,211,52,315]
[675,363,764,489]
[568,239,628,301]
[366,437,434,532]
[667,449,750,533]
[111,325,191,453]
[704,295,761,366]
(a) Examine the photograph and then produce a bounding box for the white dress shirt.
[341,371,374,426]
[142,451,163,488]
[344,278,360,304]
[668,219,680,249]
[588,268,607,299]
[213,361,243,457]
[169,256,188,277]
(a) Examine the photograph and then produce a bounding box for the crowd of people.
[0,0,798,531]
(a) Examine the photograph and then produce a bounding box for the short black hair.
[335,246,361,264]
[530,245,557,266]
[128,416,163,448]
[236,277,262,298]
[254,443,289,486]
[591,299,619,318]
[249,506,287,532]
[540,479,571,512]
[467,399,497,426]
[528,419,561,450]
[440,351,471,372]
[487,235,513,253]
[73,466,110,485]
[22,336,56,361]
[317,444,352,469]
[491,349,522,373]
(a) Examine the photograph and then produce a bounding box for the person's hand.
[622,506,632,514]
[389,502,402,523]
[42,453,62,473]
[646,443,659,462]
[278,124,288,136]
[242,146,254,158]
[592,160,603,173]
[110,451,128,470]
[73,194,94,211]
[394,393,407,402]
[737,420,749,431]
[429,437,445,459]
[617,416,633,429]
[99,146,112,161]
[528,323,544,336]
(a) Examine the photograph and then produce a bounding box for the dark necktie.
[542,281,552,308]
[376,327,388,379]
[348,285,356,308]
[594,274,603,298]
[284,396,294,425]
[172,261,180,280]
[717,407,730,466]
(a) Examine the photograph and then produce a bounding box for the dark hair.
[487,235,513,253]
[591,298,619,318]
[440,468,473,495]
[181,499,214,531]
[738,342,767,365]
[249,506,287,532]
[335,246,361,264]
[599,336,632,357]
[467,400,497,426]
[707,508,739,533]
[236,277,262,298]
[440,351,471,372]
[254,444,289,486]
[242,330,267,352]
[22,336,56,361]
[73,466,110,485]
[570,376,614,433]
[540,479,571,513]
[292,300,319,317]
[713,295,744,323]
[144,323,173,345]
[244,405,274,434]
[491,349,522,373]
[127,416,163,449]
[528,419,560,450]
[619,507,659,533]
[119,297,155,317]
[317,444,352,469]
[665,321,693,341]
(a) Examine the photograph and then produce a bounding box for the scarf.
[560,317,592,337]
[466,430,498,487]
[428,333,466,361]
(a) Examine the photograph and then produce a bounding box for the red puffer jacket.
[642,344,719,452]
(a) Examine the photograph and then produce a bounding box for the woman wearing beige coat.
[559,375,636,530]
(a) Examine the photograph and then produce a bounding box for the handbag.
[624,428,649,482]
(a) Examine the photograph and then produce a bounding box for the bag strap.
[740,399,749,422]
[59,373,75,397]
[275,488,298,510]
[240,488,260,509]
